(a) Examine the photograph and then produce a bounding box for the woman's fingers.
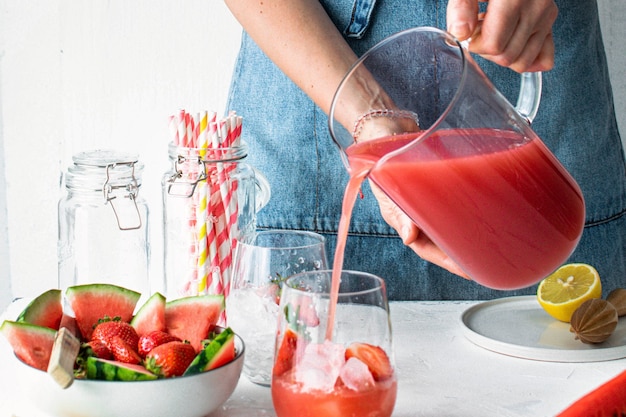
[478,30,555,73]
[405,231,471,279]
[447,0,558,73]
[446,0,480,41]
[370,182,470,279]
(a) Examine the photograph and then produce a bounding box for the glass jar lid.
[167,141,248,163]
[64,149,144,230]
[65,149,144,192]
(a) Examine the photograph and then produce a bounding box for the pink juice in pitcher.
[346,128,585,290]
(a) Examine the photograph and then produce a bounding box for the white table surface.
[1,298,625,417]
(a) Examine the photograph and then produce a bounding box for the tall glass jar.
[58,150,150,296]
[162,141,270,300]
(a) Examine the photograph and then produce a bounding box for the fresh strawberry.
[272,328,299,377]
[293,296,320,327]
[257,283,281,304]
[269,273,287,304]
[138,330,181,358]
[109,335,142,365]
[144,341,196,378]
[91,317,139,353]
[345,342,393,381]
[284,301,319,332]
[87,339,113,360]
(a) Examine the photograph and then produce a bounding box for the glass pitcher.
[329,27,585,290]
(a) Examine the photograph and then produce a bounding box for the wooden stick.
[47,327,81,389]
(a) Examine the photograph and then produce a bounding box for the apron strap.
[344,0,378,39]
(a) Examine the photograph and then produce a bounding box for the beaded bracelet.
[352,109,420,140]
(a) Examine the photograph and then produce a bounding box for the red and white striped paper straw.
[168,109,243,299]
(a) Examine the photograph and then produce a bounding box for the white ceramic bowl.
[11,333,245,417]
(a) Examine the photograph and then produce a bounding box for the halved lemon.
[537,263,602,322]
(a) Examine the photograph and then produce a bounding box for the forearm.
[224,0,396,131]
[224,0,356,114]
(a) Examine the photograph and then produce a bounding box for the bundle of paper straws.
[169,109,243,298]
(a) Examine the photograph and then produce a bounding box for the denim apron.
[226,0,626,300]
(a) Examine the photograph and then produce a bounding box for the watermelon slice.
[184,327,236,375]
[16,289,63,330]
[165,295,225,352]
[0,320,56,371]
[556,370,626,416]
[66,284,141,341]
[86,357,158,381]
[58,314,79,337]
[131,292,166,337]
[273,327,299,377]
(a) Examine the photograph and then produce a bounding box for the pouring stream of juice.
[325,168,369,341]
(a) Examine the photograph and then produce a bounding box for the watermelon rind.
[184,327,235,375]
[130,292,166,337]
[66,283,141,341]
[0,320,57,371]
[16,289,63,330]
[165,295,225,352]
[86,357,158,381]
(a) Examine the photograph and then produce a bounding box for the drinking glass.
[227,230,328,386]
[271,270,397,417]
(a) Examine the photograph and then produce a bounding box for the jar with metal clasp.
[58,150,150,297]
[162,141,270,300]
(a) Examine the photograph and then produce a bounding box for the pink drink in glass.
[271,270,396,417]
[272,372,397,417]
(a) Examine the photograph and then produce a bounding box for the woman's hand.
[446,0,558,73]
[369,182,470,278]
[357,114,470,279]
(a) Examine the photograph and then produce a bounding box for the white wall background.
[1,1,625,312]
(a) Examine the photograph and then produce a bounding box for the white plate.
[460,296,626,362]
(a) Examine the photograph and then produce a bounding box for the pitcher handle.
[460,38,542,124]
[253,168,271,212]
[515,72,542,124]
